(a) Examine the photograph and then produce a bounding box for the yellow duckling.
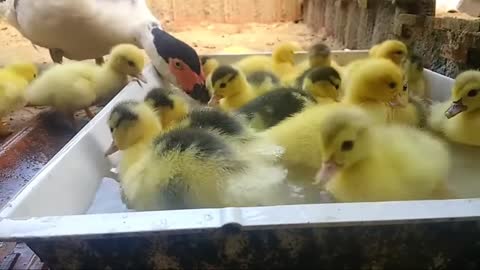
[106,101,290,210]
[26,44,146,127]
[284,42,334,87]
[236,87,316,131]
[369,39,408,67]
[302,66,341,104]
[429,70,480,146]
[95,44,146,103]
[388,82,426,127]
[201,56,220,79]
[0,62,38,136]
[406,53,428,99]
[235,42,300,79]
[263,104,343,176]
[342,58,405,124]
[314,105,453,202]
[144,88,189,130]
[207,65,256,111]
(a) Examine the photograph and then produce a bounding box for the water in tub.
[86,150,313,214]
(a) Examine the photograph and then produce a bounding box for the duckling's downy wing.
[4,0,154,60]
[236,88,316,129]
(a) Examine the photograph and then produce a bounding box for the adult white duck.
[0,0,210,103]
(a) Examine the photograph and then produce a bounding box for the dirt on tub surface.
[0,21,337,144]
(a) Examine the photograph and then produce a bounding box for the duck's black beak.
[190,84,211,104]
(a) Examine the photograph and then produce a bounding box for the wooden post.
[324,0,336,36]
[344,0,361,48]
[357,0,378,49]
[371,0,396,44]
[334,0,349,45]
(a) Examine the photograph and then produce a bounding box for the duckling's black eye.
[33,74,36,78]
[468,90,478,97]
[220,83,226,88]
[341,140,354,151]
[403,84,408,91]
[110,127,114,133]
[388,82,397,89]
[127,60,135,67]
[394,50,404,55]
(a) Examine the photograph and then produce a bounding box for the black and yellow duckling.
[144,87,190,130]
[236,88,316,131]
[246,71,281,95]
[106,101,291,210]
[285,42,337,86]
[302,66,341,104]
[207,65,256,111]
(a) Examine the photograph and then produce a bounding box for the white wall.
[436,0,460,14]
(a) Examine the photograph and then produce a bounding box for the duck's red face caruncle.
[150,26,211,103]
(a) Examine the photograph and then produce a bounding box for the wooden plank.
[344,0,360,48]
[334,0,349,44]
[151,0,302,24]
[255,0,278,23]
[356,0,377,49]
[171,0,206,23]
[324,0,336,36]
[372,0,396,44]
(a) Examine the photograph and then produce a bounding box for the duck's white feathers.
[8,0,157,60]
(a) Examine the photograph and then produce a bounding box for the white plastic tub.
[0,51,479,270]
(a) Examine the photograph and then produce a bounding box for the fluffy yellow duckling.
[429,70,480,146]
[314,105,453,202]
[302,66,341,104]
[342,58,405,124]
[144,88,189,130]
[26,44,146,127]
[263,104,343,175]
[95,44,146,103]
[388,82,427,127]
[406,54,428,98]
[369,39,408,67]
[106,101,290,210]
[0,62,38,136]
[201,56,220,80]
[235,42,300,79]
[207,65,256,111]
[236,87,316,131]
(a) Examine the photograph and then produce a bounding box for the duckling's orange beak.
[445,100,467,119]
[313,159,340,186]
[105,141,119,157]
